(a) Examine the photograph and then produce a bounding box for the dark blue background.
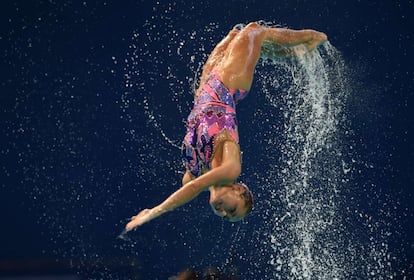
[1,0,413,279]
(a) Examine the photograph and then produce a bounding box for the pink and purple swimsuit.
[182,69,249,177]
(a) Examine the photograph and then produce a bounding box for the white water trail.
[122,26,396,277]
[258,43,350,279]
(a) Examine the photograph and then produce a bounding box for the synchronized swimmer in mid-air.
[125,22,327,232]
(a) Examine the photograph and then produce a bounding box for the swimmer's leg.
[200,28,240,84]
[218,22,269,89]
[219,22,326,89]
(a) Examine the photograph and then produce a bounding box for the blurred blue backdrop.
[1,0,413,279]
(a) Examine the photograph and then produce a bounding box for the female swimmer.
[125,22,327,232]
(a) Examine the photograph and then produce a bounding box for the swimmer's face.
[209,186,248,222]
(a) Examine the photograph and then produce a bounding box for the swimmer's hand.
[125,208,154,232]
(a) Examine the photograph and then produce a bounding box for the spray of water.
[119,22,399,278]
[262,44,346,279]
[4,0,404,277]
[243,43,397,279]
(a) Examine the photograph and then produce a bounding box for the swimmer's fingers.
[124,209,153,232]
[125,217,144,232]
[125,219,139,232]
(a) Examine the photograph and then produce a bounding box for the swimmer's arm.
[182,170,194,186]
[125,178,207,232]
[125,142,240,231]
[153,150,241,217]
[156,141,240,216]
[194,142,241,188]
[151,178,208,216]
[125,166,237,231]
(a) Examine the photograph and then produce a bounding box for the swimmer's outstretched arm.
[125,141,241,232]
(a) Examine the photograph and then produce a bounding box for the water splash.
[246,43,397,279]
[272,44,345,279]
[119,21,401,278]
[4,0,406,276]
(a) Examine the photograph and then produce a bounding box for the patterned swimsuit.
[182,69,249,177]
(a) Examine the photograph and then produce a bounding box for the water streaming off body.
[3,2,404,276]
[257,43,348,279]
[122,27,395,277]
[251,43,393,279]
